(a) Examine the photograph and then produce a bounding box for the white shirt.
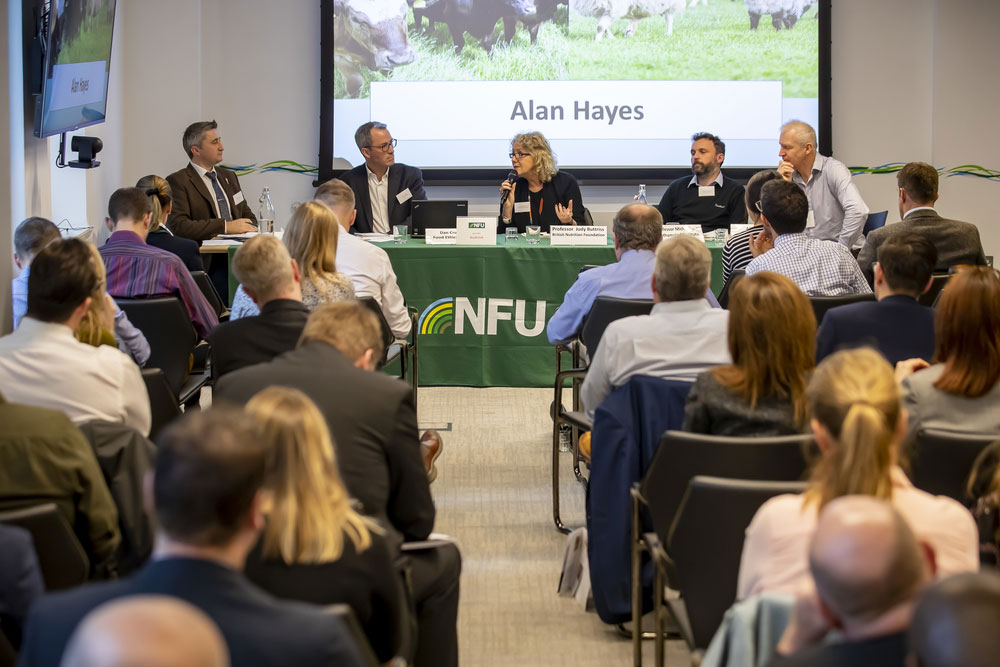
[366,165,391,234]
[0,318,152,435]
[190,161,225,219]
[336,230,412,338]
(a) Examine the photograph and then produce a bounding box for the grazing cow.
[745,0,815,30]
[334,0,416,98]
[502,0,566,45]
[570,0,686,41]
[416,0,538,53]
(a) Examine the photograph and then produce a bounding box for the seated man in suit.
[746,180,872,296]
[857,161,987,283]
[581,235,731,417]
[214,303,460,667]
[11,216,61,329]
[207,235,308,379]
[18,407,365,667]
[100,187,219,340]
[165,120,257,241]
[337,121,427,234]
[817,233,937,365]
[908,572,1000,667]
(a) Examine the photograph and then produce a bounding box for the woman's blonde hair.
[283,201,340,282]
[246,386,372,564]
[512,131,558,183]
[75,243,114,347]
[804,348,900,509]
[135,175,172,231]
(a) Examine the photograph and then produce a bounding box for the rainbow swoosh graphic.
[418,298,455,335]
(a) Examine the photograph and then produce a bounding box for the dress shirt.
[736,467,978,600]
[790,153,869,247]
[902,364,1000,436]
[0,317,151,435]
[100,230,219,339]
[337,230,411,337]
[11,267,28,329]
[581,299,731,417]
[745,233,872,296]
[366,165,391,234]
[189,161,224,219]
[229,273,356,320]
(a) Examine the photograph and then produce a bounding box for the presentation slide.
[333,0,821,171]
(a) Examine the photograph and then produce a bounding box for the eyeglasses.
[509,151,531,160]
[755,200,763,213]
[366,138,397,152]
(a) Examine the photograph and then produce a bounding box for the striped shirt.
[745,233,872,296]
[100,230,219,339]
[721,225,762,285]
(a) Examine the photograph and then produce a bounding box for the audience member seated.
[0,392,121,579]
[0,523,44,650]
[214,303,460,667]
[746,180,871,296]
[907,572,1000,667]
[243,387,405,664]
[136,175,205,272]
[60,596,229,667]
[11,216,61,329]
[767,496,930,667]
[683,271,814,436]
[721,169,781,285]
[100,187,218,340]
[737,348,978,600]
[18,408,365,667]
[229,201,355,319]
[581,234,730,417]
[207,236,308,379]
[817,233,937,366]
[0,238,151,434]
[857,161,987,283]
[315,178,412,338]
[897,266,1000,435]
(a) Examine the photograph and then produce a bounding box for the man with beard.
[656,132,747,234]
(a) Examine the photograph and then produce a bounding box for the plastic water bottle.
[258,187,275,234]
[635,184,648,205]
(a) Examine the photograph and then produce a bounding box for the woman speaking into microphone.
[500,131,586,232]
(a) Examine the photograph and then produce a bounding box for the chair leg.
[654,559,665,667]
[632,499,643,667]
[552,414,570,534]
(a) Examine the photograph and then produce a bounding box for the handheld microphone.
[500,170,517,207]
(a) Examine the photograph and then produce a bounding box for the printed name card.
[456,216,497,246]
[426,228,457,244]
[549,226,608,246]
[730,224,750,236]
[662,224,705,242]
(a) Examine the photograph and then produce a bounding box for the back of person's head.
[74,243,114,347]
[612,204,662,252]
[60,596,229,667]
[897,162,938,205]
[108,187,153,225]
[744,169,781,222]
[299,302,384,363]
[153,407,269,547]
[183,120,218,159]
[136,175,173,230]
[26,238,102,324]
[246,386,371,565]
[13,216,60,264]
[231,235,295,303]
[908,572,1000,667]
[933,266,1000,398]
[713,271,815,425]
[809,496,928,631]
[314,179,355,224]
[653,235,711,302]
[806,348,900,508]
[283,200,339,281]
[760,179,809,235]
[876,232,937,297]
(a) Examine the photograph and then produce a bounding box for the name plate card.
[730,224,751,236]
[425,228,457,245]
[456,216,497,246]
[549,226,608,246]
[662,224,705,242]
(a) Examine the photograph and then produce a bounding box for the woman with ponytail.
[136,175,205,272]
[736,347,978,599]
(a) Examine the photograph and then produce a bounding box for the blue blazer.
[336,163,427,234]
[816,294,935,366]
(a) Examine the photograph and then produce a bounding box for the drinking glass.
[394,224,408,244]
[505,227,519,244]
[526,225,541,245]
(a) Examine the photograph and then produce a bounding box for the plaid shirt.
[745,233,872,296]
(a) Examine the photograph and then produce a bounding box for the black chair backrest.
[920,273,951,308]
[0,503,89,590]
[717,270,746,309]
[141,368,182,441]
[809,292,876,325]
[667,476,808,649]
[190,270,226,317]
[579,296,654,353]
[116,297,197,396]
[359,296,395,356]
[863,210,888,235]
[909,428,998,503]
[323,604,380,667]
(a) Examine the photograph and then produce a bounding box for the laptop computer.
[410,200,468,238]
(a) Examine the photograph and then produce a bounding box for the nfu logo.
[419,298,546,337]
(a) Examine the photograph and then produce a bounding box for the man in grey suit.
[857,162,986,283]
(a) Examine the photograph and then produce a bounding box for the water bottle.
[258,187,275,234]
[635,184,648,205]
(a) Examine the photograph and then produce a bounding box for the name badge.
[514,201,530,214]
[233,191,245,205]
[396,188,412,205]
[806,210,816,228]
[698,186,714,198]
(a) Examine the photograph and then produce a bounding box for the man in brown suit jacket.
[165,120,257,242]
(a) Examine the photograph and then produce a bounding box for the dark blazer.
[208,299,310,380]
[857,209,987,283]
[816,294,935,366]
[213,342,434,545]
[0,524,43,649]
[337,163,426,234]
[145,228,205,272]
[17,557,364,667]
[165,164,257,241]
[766,632,906,667]
[507,170,586,232]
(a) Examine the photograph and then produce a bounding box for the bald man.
[908,572,1000,667]
[768,496,933,667]
[60,596,228,667]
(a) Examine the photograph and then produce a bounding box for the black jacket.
[506,170,586,232]
[207,299,310,380]
[816,294,935,366]
[336,163,427,233]
[145,228,205,272]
